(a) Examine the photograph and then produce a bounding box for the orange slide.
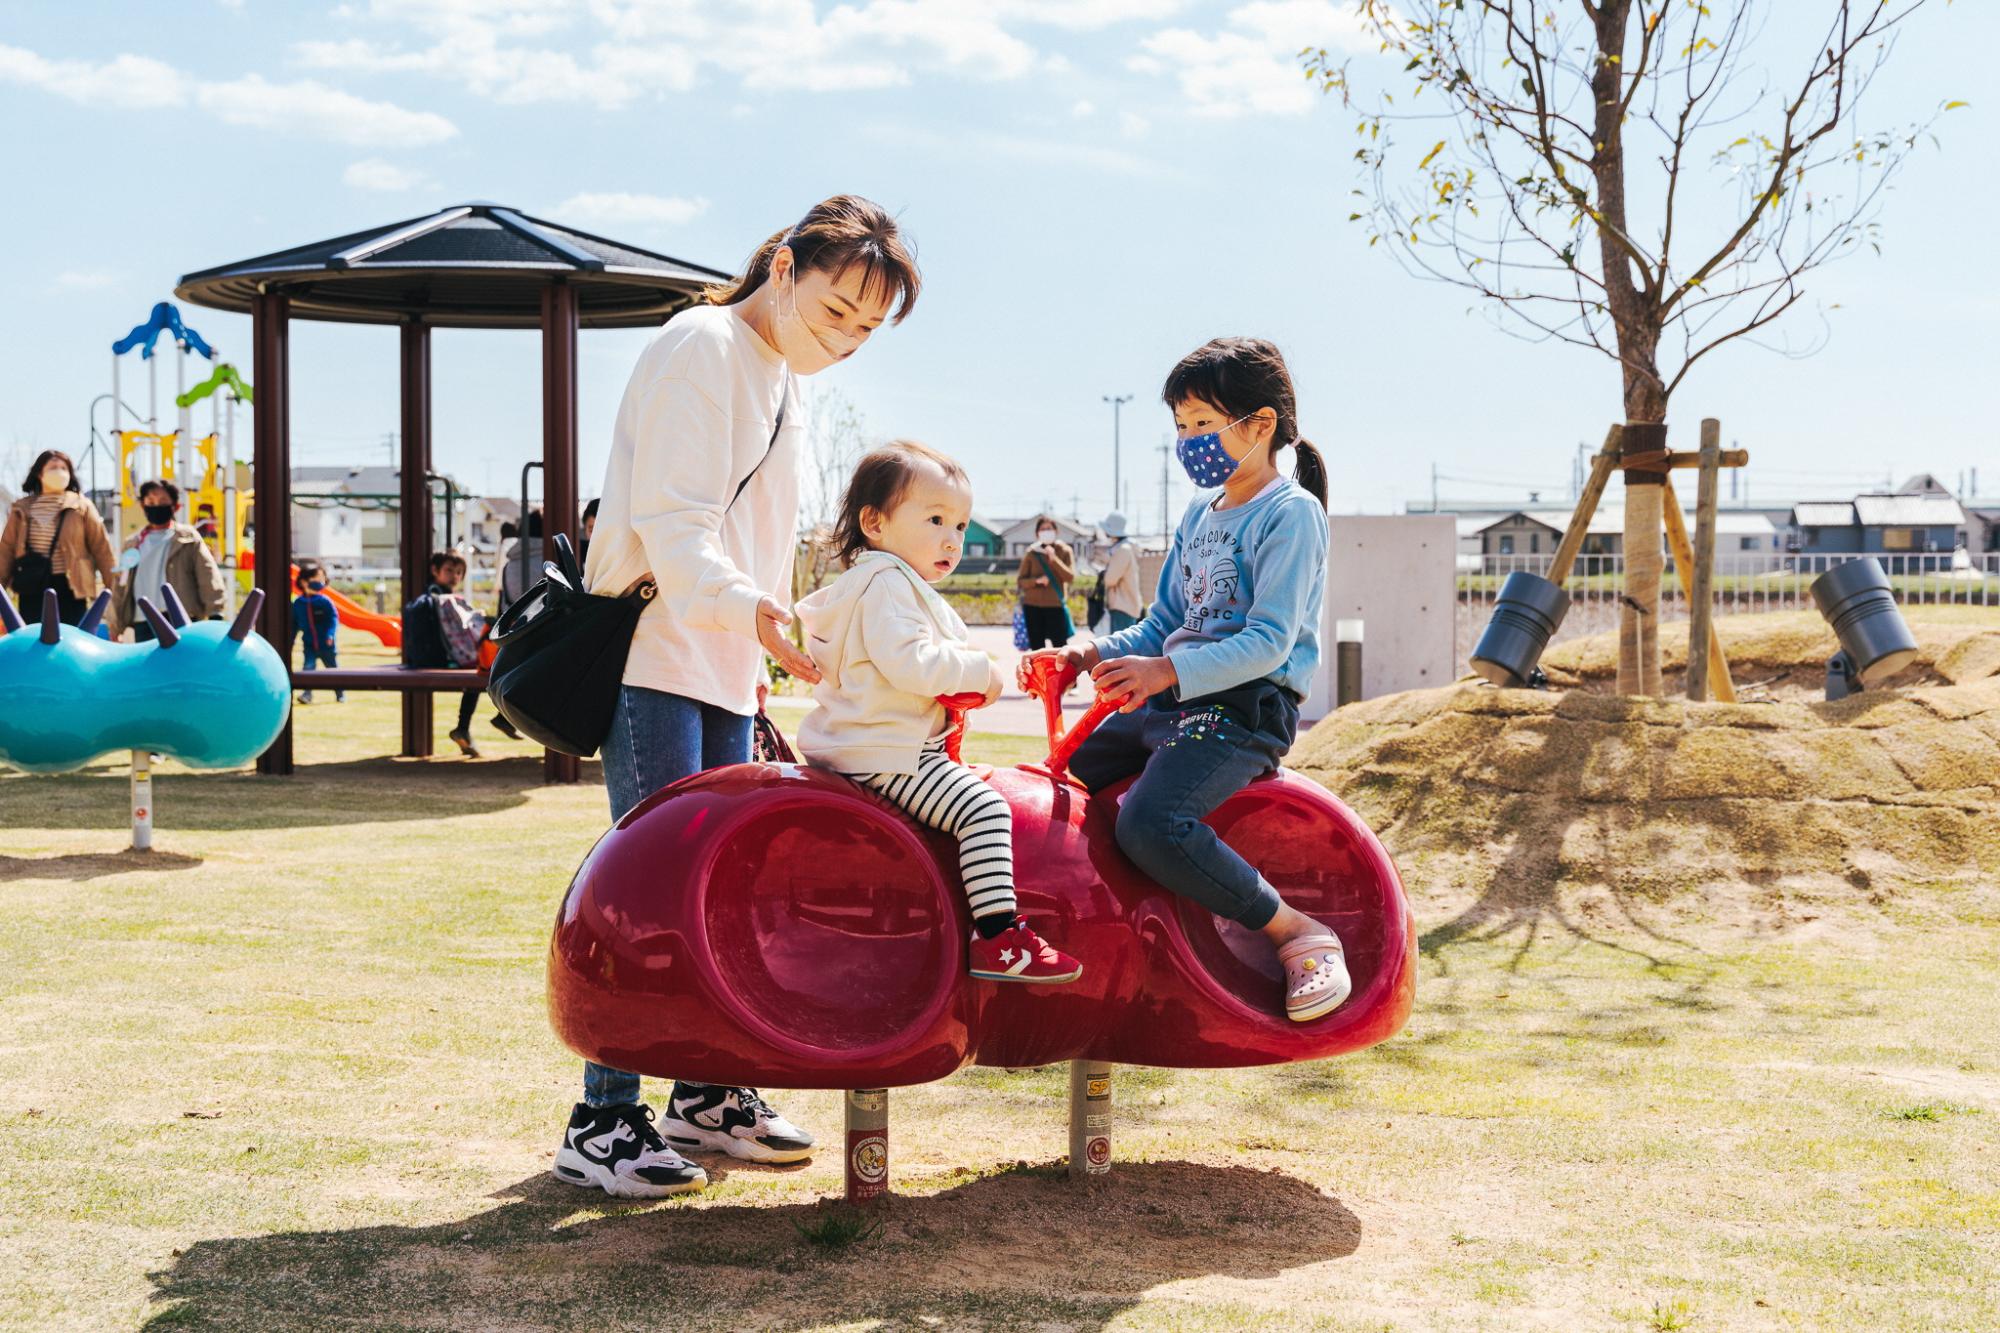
[287,563,402,649]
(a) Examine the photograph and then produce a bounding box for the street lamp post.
[1102,393,1132,516]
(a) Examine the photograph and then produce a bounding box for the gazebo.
[176,202,729,781]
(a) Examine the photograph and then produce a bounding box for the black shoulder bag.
[13,507,68,607]
[486,393,788,757]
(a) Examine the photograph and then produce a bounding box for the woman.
[556,195,921,1200]
[0,450,116,626]
[1016,514,1076,650]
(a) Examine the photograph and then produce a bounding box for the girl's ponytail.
[1162,337,1327,509]
[1291,438,1328,510]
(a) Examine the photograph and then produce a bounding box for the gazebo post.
[541,280,581,784]
[399,320,434,758]
[252,291,294,776]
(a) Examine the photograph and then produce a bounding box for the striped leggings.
[855,737,1016,922]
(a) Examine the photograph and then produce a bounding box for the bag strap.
[729,372,792,511]
[43,505,69,556]
[1031,548,1059,585]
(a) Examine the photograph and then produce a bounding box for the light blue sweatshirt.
[1093,476,1327,702]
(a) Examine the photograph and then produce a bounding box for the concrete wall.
[1304,515,1457,723]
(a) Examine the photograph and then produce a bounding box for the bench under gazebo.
[177,202,728,781]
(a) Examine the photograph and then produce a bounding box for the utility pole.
[1159,435,1172,536]
[1102,393,1132,517]
[1431,462,1439,512]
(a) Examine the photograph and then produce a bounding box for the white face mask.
[772,265,860,375]
[41,468,70,493]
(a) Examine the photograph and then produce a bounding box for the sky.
[1,0,1994,535]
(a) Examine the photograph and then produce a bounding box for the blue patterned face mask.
[1175,414,1256,488]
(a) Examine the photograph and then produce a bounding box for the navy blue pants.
[585,684,753,1108]
[1068,680,1299,929]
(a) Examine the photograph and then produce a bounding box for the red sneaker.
[968,920,1083,984]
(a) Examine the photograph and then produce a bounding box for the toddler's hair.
[428,550,467,574]
[827,440,968,569]
[1163,337,1328,508]
[294,560,324,592]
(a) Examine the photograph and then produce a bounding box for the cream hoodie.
[796,551,991,776]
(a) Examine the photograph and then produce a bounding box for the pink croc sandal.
[1277,932,1352,1023]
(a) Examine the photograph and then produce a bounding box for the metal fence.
[1456,551,2000,665]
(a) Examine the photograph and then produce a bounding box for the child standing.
[291,560,344,704]
[1022,337,1349,1021]
[798,442,1082,983]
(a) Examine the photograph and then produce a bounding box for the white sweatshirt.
[796,551,992,776]
[584,304,801,716]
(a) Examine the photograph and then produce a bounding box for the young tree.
[1310,0,1955,692]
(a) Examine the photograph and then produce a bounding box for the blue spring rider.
[0,588,289,820]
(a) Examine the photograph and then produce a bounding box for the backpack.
[401,591,451,669]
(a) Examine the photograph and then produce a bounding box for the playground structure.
[0,587,288,848]
[174,202,731,778]
[107,303,253,562]
[549,658,1417,1200]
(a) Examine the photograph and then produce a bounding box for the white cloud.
[0,44,187,108]
[554,191,710,227]
[53,269,120,290]
[0,41,457,145]
[864,121,1175,180]
[344,157,431,190]
[1072,98,1096,117]
[197,75,458,146]
[1135,0,1371,117]
[1119,110,1150,138]
[296,0,1183,104]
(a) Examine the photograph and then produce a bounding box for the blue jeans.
[1068,680,1298,930]
[585,684,753,1108]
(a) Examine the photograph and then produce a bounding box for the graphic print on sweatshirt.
[1179,525,1244,637]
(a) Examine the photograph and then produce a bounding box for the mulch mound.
[1291,615,2000,918]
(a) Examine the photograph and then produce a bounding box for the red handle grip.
[1021,656,1128,780]
[934,691,988,764]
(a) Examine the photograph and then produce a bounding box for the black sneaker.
[661,1083,815,1164]
[552,1102,707,1199]
[490,715,521,740]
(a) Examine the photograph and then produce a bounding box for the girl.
[558,195,919,1200]
[1021,337,1350,1023]
[798,442,1082,984]
[1015,513,1075,650]
[290,560,343,704]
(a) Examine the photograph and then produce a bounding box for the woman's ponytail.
[703,195,921,322]
[1291,438,1328,510]
[704,229,788,308]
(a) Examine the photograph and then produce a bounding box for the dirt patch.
[1294,613,2000,927]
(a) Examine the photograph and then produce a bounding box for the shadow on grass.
[143,1161,1358,1330]
[0,849,205,882]
[1,756,598,832]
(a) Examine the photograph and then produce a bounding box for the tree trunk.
[1588,2,1670,695]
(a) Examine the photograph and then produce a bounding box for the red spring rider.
[548,662,1415,1196]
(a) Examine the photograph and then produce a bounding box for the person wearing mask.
[1015,514,1076,650]
[291,560,344,704]
[0,450,116,625]
[560,194,920,1200]
[114,479,227,641]
[1099,512,1142,633]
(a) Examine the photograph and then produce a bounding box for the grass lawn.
[4,647,1998,1329]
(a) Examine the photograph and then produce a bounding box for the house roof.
[1853,493,1966,527]
[1793,501,1858,527]
[177,202,729,330]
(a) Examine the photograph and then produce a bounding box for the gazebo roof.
[175,202,731,330]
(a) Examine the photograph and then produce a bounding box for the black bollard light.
[1470,572,1570,688]
[1811,557,1918,701]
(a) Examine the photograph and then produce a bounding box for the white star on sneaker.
[999,948,1016,963]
